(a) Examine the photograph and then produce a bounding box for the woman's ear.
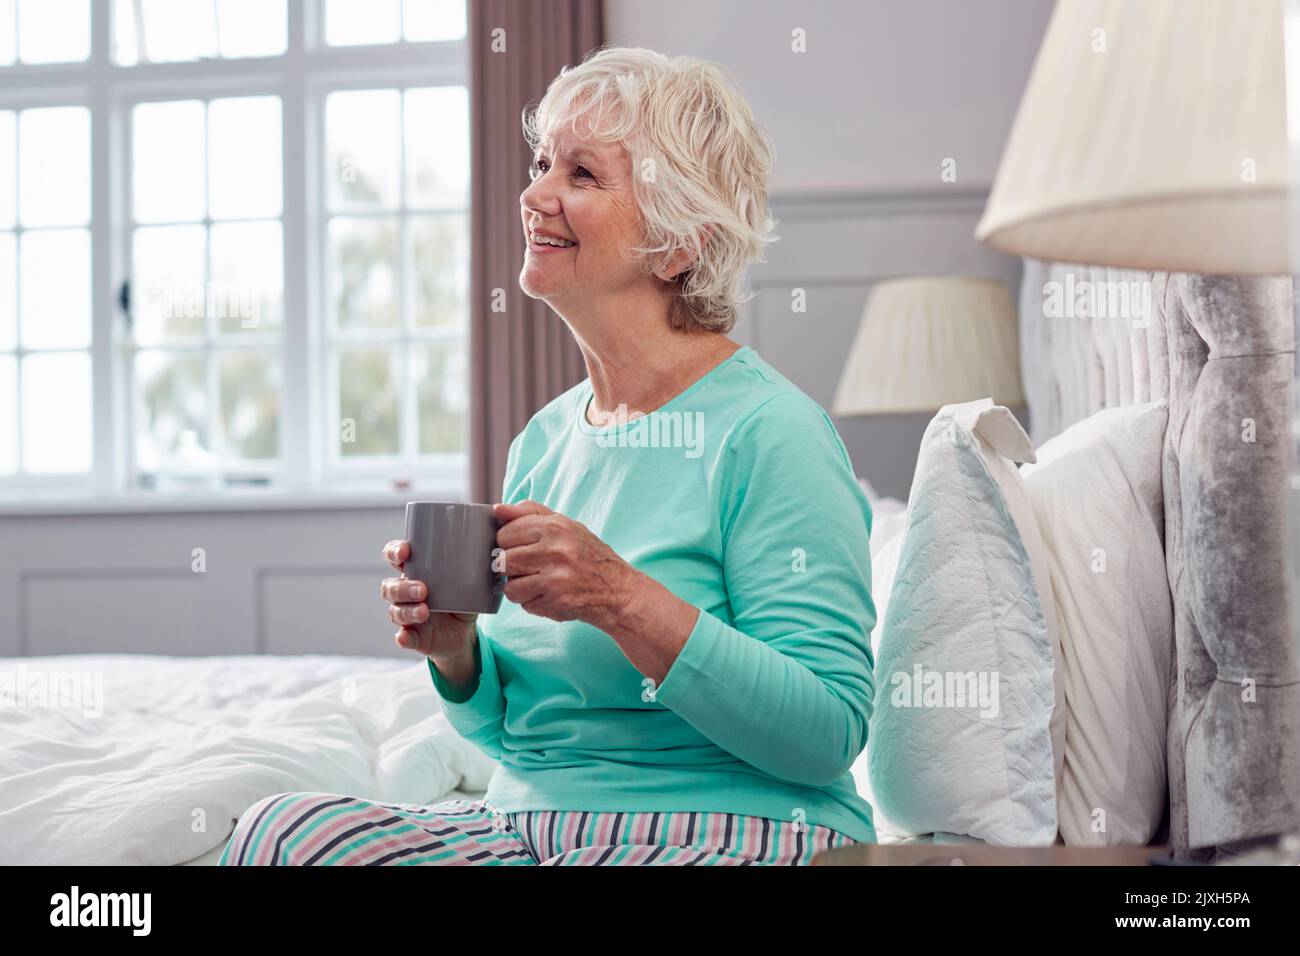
[657,226,714,281]
[657,249,693,282]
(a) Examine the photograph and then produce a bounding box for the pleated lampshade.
[974,0,1288,274]
[831,276,1025,416]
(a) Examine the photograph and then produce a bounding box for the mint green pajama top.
[428,345,878,842]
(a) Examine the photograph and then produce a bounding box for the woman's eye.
[528,159,593,181]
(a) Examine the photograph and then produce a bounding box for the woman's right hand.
[381,540,478,677]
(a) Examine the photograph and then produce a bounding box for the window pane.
[0,354,14,474]
[404,87,468,208]
[19,107,90,227]
[415,343,465,454]
[135,349,209,473]
[328,216,398,331]
[133,100,205,224]
[403,0,466,42]
[17,0,89,64]
[114,0,287,65]
[0,0,14,65]
[337,347,398,457]
[0,112,13,228]
[216,0,287,59]
[210,221,282,336]
[410,213,467,329]
[111,0,137,65]
[218,349,279,460]
[325,0,399,46]
[208,96,281,220]
[138,0,216,63]
[0,232,13,350]
[326,90,400,210]
[20,229,90,349]
[133,224,206,343]
[22,351,91,473]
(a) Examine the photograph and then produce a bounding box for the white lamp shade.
[975,0,1288,274]
[832,276,1025,416]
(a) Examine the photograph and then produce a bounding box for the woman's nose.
[520,171,560,217]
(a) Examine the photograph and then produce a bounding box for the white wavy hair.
[523,45,779,334]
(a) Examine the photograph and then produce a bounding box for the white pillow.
[851,501,912,844]
[868,399,1059,846]
[1019,400,1172,847]
[970,412,1067,799]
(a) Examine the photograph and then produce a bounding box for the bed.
[0,654,494,865]
[858,259,1300,860]
[1019,260,1300,859]
[2,260,1296,865]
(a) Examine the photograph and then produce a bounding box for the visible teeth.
[533,234,575,247]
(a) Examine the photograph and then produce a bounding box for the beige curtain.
[468,0,603,502]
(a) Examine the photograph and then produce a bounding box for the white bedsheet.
[0,654,498,866]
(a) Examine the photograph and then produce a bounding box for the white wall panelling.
[1,507,408,657]
[744,188,1024,499]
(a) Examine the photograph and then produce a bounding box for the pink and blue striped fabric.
[218,793,856,866]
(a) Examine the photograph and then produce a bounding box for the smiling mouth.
[528,230,578,249]
[528,238,578,252]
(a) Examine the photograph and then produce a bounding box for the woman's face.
[518,119,650,308]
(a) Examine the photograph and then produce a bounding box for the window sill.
[0,484,471,517]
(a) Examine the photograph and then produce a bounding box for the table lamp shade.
[831,277,1025,416]
[974,0,1288,274]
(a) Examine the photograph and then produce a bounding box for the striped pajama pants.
[218,792,857,866]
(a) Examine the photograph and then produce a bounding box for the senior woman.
[220,46,877,867]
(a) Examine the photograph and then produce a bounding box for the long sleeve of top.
[652,391,876,788]
[426,432,525,761]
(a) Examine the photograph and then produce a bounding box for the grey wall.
[605,0,1052,498]
[1,0,1055,657]
[605,0,1056,193]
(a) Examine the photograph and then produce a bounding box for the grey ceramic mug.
[403,502,506,614]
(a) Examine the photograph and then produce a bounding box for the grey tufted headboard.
[1018,259,1300,860]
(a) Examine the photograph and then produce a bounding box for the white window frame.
[0,0,471,510]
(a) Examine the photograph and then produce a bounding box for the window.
[323,86,469,473]
[130,95,284,490]
[0,106,94,477]
[0,0,470,502]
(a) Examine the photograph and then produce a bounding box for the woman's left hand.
[493,500,643,629]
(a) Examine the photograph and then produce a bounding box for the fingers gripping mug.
[403,502,507,614]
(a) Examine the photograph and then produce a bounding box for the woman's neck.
[577,323,739,426]
[546,283,739,424]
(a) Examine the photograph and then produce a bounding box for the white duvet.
[0,654,497,866]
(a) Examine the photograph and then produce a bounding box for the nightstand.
[812,843,1173,866]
